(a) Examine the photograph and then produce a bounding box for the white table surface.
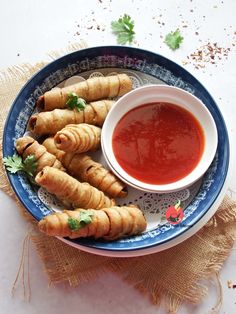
[0,0,236,313]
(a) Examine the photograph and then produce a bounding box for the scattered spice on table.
[182,42,233,69]
[73,16,106,37]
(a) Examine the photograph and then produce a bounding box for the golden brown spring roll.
[35,166,115,210]
[15,136,64,174]
[37,74,132,111]
[54,123,101,153]
[38,206,147,240]
[42,137,127,198]
[29,100,114,136]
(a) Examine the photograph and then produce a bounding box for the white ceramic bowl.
[102,85,218,193]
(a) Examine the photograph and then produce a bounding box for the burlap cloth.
[1,43,236,313]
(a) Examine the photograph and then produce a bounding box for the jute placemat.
[1,43,236,313]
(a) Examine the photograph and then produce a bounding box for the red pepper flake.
[183,42,232,69]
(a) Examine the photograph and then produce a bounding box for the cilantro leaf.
[3,154,24,173]
[23,155,38,177]
[68,217,79,230]
[79,210,93,227]
[66,92,86,112]
[111,14,135,45]
[164,29,184,50]
[68,210,93,231]
[3,154,37,177]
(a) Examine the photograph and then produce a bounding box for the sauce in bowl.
[112,102,205,185]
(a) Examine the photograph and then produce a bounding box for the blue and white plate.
[3,46,230,256]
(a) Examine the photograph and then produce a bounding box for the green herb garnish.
[164,29,183,50]
[79,210,94,227]
[68,210,93,231]
[68,217,80,231]
[66,92,86,112]
[111,14,135,45]
[3,154,37,177]
[168,213,181,223]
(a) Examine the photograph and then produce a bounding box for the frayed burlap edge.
[103,197,236,314]
[26,196,236,314]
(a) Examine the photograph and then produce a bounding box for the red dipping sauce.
[112,102,205,185]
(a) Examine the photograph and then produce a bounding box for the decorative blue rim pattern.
[3,46,229,251]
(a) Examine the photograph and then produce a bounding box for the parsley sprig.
[111,14,135,45]
[66,92,86,112]
[165,29,184,50]
[3,154,37,177]
[68,210,93,231]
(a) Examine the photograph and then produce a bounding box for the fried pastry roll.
[29,100,114,136]
[15,136,64,174]
[54,123,101,153]
[37,74,132,111]
[38,205,147,240]
[43,137,127,198]
[35,166,115,209]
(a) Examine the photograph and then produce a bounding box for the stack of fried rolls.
[42,137,127,198]
[18,73,147,241]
